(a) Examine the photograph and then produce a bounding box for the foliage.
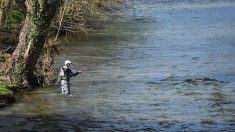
[0,82,15,105]
[0,8,26,54]
[0,85,13,97]
[5,9,26,28]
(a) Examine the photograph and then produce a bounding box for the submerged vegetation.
[0,0,124,104]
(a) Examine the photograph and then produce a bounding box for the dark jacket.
[60,66,79,81]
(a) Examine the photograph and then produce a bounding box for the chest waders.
[61,68,71,94]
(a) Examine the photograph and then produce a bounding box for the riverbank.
[0,82,19,107]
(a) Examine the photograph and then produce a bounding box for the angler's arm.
[75,70,82,75]
[68,69,81,77]
[73,70,82,76]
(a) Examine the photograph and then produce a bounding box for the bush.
[0,85,13,96]
[0,83,15,105]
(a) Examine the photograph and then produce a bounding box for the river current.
[1,0,235,131]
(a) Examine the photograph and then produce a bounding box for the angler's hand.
[73,71,80,76]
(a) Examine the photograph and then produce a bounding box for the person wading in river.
[57,60,82,94]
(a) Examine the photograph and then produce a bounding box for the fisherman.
[57,60,82,94]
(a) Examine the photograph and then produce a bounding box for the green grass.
[0,85,13,97]
[0,82,15,105]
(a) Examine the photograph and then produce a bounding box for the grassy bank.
[0,82,17,107]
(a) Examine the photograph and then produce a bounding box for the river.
[1,0,235,131]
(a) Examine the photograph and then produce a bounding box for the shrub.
[0,83,15,105]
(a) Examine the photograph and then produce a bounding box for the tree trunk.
[4,0,63,86]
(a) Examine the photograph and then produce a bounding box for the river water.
[1,0,235,131]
